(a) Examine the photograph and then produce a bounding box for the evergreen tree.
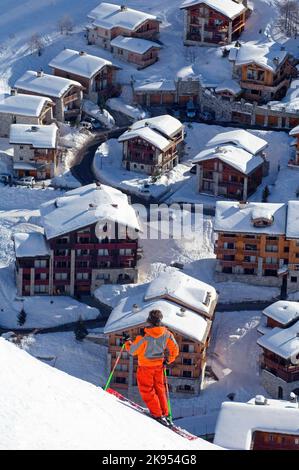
[17,307,26,326]
[262,185,270,202]
[74,317,88,341]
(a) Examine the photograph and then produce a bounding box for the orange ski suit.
[125,326,179,418]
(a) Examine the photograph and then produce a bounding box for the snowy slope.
[0,338,220,450]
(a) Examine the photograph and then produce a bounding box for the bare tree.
[277,0,299,37]
[58,15,74,35]
[28,33,44,56]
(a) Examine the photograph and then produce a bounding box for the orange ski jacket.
[125,326,179,367]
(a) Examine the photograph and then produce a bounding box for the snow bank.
[0,338,219,449]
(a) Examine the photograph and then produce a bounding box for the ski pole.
[104,343,126,391]
[164,367,173,423]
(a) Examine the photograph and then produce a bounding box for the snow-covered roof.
[206,129,268,155]
[214,398,299,450]
[10,124,58,148]
[144,270,217,318]
[289,125,299,136]
[134,79,176,92]
[104,297,210,344]
[286,201,299,239]
[263,301,299,326]
[49,49,113,79]
[193,145,264,175]
[180,0,246,19]
[15,70,83,98]
[119,115,182,150]
[40,183,140,240]
[214,201,287,235]
[111,36,161,54]
[0,93,53,117]
[118,126,170,151]
[131,114,182,138]
[230,42,288,72]
[88,2,158,31]
[215,80,241,95]
[257,322,299,359]
[14,231,50,258]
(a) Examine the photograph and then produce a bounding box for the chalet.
[87,2,160,49]
[104,270,218,400]
[288,124,299,167]
[49,49,120,104]
[258,300,299,335]
[110,36,161,69]
[193,129,268,199]
[14,183,141,297]
[214,80,242,101]
[9,123,59,180]
[118,115,184,175]
[229,42,295,103]
[257,321,299,400]
[214,396,299,450]
[214,200,299,290]
[133,80,177,107]
[0,91,53,138]
[15,70,83,123]
[180,0,247,46]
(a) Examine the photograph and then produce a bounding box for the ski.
[106,388,198,441]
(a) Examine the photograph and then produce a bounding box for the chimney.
[254,395,268,406]
[79,51,86,56]
[239,201,248,209]
[10,88,17,96]
[111,204,118,208]
[132,304,140,313]
[30,126,39,132]
[176,307,186,317]
[37,69,44,77]
[88,203,97,210]
[120,5,127,11]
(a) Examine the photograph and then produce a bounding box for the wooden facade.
[182,2,246,46]
[16,222,139,296]
[251,430,299,450]
[237,58,294,104]
[111,44,160,69]
[51,59,120,104]
[88,18,160,49]
[14,148,58,180]
[121,127,184,176]
[196,157,263,199]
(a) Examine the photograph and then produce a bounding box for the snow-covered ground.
[93,139,191,199]
[17,331,108,386]
[0,296,100,330]
[0,338,219,450]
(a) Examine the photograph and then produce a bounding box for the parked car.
[81,117,102,130]
[0,173,12,185]
[16,176,35,187]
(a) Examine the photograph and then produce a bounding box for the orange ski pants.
[137,365,169,418]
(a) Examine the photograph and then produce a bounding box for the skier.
[123,309,179,425]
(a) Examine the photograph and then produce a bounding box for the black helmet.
[147,309,163,326]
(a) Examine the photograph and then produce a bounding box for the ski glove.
[122,332,131,342]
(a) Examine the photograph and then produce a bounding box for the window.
[223,254,235,261]
[182,344,189,353]
[34,285,48,293]
[284,246,289,253]
[182,371,192,378]
[223,242,235,249]
[183,358,192,365]
[76,272,89,281]
[291,276,297,283]
[244,255,256,262]
[34,259,47,268]
[40,272,47,280]
[222,266,232,273]
[55,249,69,256]
[266,257,277,264]
[76,249,89,256]
[78,236,89,244]
[98,249,109,256]
[96,273,110,280]
[266,245,278,252]
[120,248,133,256]
[115,377,126,384]
[56,237,69,245]
[55,272,68,280]
[245,244,257,251]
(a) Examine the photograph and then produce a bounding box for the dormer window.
[251,207,274,227]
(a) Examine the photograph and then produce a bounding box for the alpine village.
[2,0,299,453]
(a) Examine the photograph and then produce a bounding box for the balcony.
[262,357,299,382]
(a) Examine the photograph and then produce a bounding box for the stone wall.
[261,369,299,399]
